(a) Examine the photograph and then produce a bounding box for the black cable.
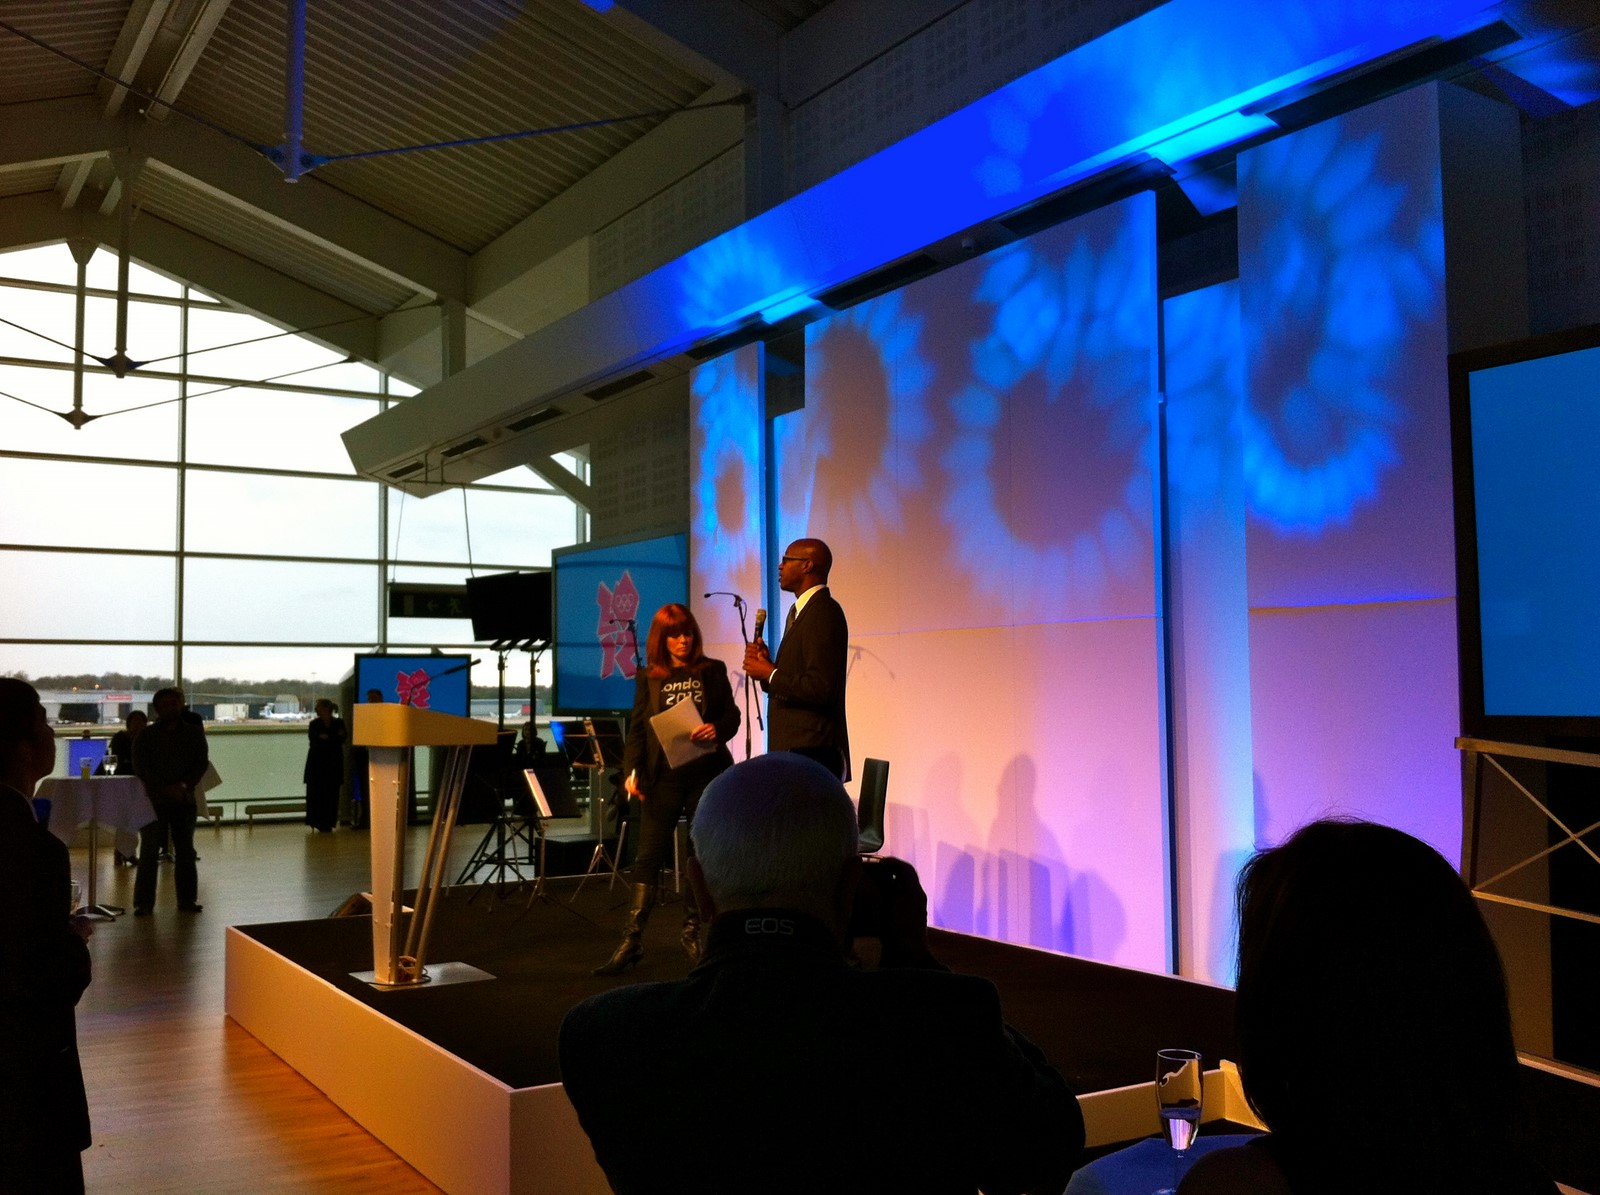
[0,385,74,416]
[310,97,746,166]
[0,16,268,156]
[4,358,354,423]
[0,15,745,180]
[134,311,379,370]
[0,313,85,358]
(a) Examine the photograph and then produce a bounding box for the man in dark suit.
[744,537,851,779]
[559,753,1082,1195]
[0,678,93,1194]
[132,686,208,915]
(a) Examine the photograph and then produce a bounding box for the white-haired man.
[559,752,1083,1194]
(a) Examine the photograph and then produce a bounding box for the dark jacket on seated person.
[559,909,1083,1195]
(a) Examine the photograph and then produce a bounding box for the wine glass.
[1154,1048,1203,1194]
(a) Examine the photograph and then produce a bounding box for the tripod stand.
[454,801,538,901]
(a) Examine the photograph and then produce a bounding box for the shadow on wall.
[930,754,1128,961]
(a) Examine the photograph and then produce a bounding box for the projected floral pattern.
[775,290,933,548]
[1241,117,1443,534]
[692,348,762,586]
[941,205,1155,616]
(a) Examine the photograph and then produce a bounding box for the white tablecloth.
[41,775,158,843]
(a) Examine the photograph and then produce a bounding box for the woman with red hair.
[595,603,739,975]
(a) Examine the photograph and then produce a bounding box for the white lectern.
[352,703,498,988]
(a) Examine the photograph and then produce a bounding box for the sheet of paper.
[650,697,714,771]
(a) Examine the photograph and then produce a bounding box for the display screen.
[352,653,472,717]
[1451,326,1600,737]
[552,533,688,714]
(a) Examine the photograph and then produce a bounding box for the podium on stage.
[352,703,498,988]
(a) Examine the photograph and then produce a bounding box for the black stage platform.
[236,879,1239,1096]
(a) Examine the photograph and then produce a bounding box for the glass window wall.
[0,242,580,809]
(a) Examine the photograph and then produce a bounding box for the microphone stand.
[705,590,762,760]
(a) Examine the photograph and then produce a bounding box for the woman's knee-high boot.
[594,883,656,975]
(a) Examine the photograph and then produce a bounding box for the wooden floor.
[71,819,491,1193]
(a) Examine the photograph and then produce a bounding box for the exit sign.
[387,583,470,619]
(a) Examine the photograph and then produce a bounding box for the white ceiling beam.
[470,80,745,324]
[57,160,95,211]
[0,95,468,302]
[0,97,119,170]
[130,116,468,301]
[101,0,175,118]
[145,0,235,122]
[0,193,379,363]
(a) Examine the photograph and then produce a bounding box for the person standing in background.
[105,708,147,865]
[303,699,347,833]
[132,687,207,915]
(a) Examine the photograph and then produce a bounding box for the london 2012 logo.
[395,668,431,708]
[595,570,640,680]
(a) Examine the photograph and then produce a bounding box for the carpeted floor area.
[237,878,1238,1096]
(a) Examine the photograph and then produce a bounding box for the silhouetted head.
[690,753,859,930]
[1234,819,1527,1190]
[0,677,55,792]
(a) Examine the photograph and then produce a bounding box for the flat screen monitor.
[466,570,552,643]
[352,653,473,717]
[552,532,688,714]
[67,738,108,776]
[1449,322,1600,743]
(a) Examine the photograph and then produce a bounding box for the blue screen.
[552,533,689,713]
[353,654,472,717]
[67,738,108,775]
[1469,344,1600,716]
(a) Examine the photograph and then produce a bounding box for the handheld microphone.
[753,608,767,643]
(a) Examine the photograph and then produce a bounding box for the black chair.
[857,757,889,854]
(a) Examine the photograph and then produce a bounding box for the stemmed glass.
[1154,1048,1203,1194]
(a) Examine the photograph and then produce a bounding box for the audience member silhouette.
[0,678,93,1194]
[105,709,146,775]
[560,752,1083,1195]
[1179,819,1556,1195]
[303,698,347,833]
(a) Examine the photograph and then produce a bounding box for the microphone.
[753,608,767,643]
[704,590,746,606]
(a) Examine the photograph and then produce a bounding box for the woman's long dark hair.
[1233,819,1542,1193]
[644,603,708,679]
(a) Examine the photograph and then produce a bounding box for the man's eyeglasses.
[780,555,809,565]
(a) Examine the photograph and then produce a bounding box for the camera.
[847,854,920,940]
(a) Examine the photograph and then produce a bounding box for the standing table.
[41,775,157,919]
